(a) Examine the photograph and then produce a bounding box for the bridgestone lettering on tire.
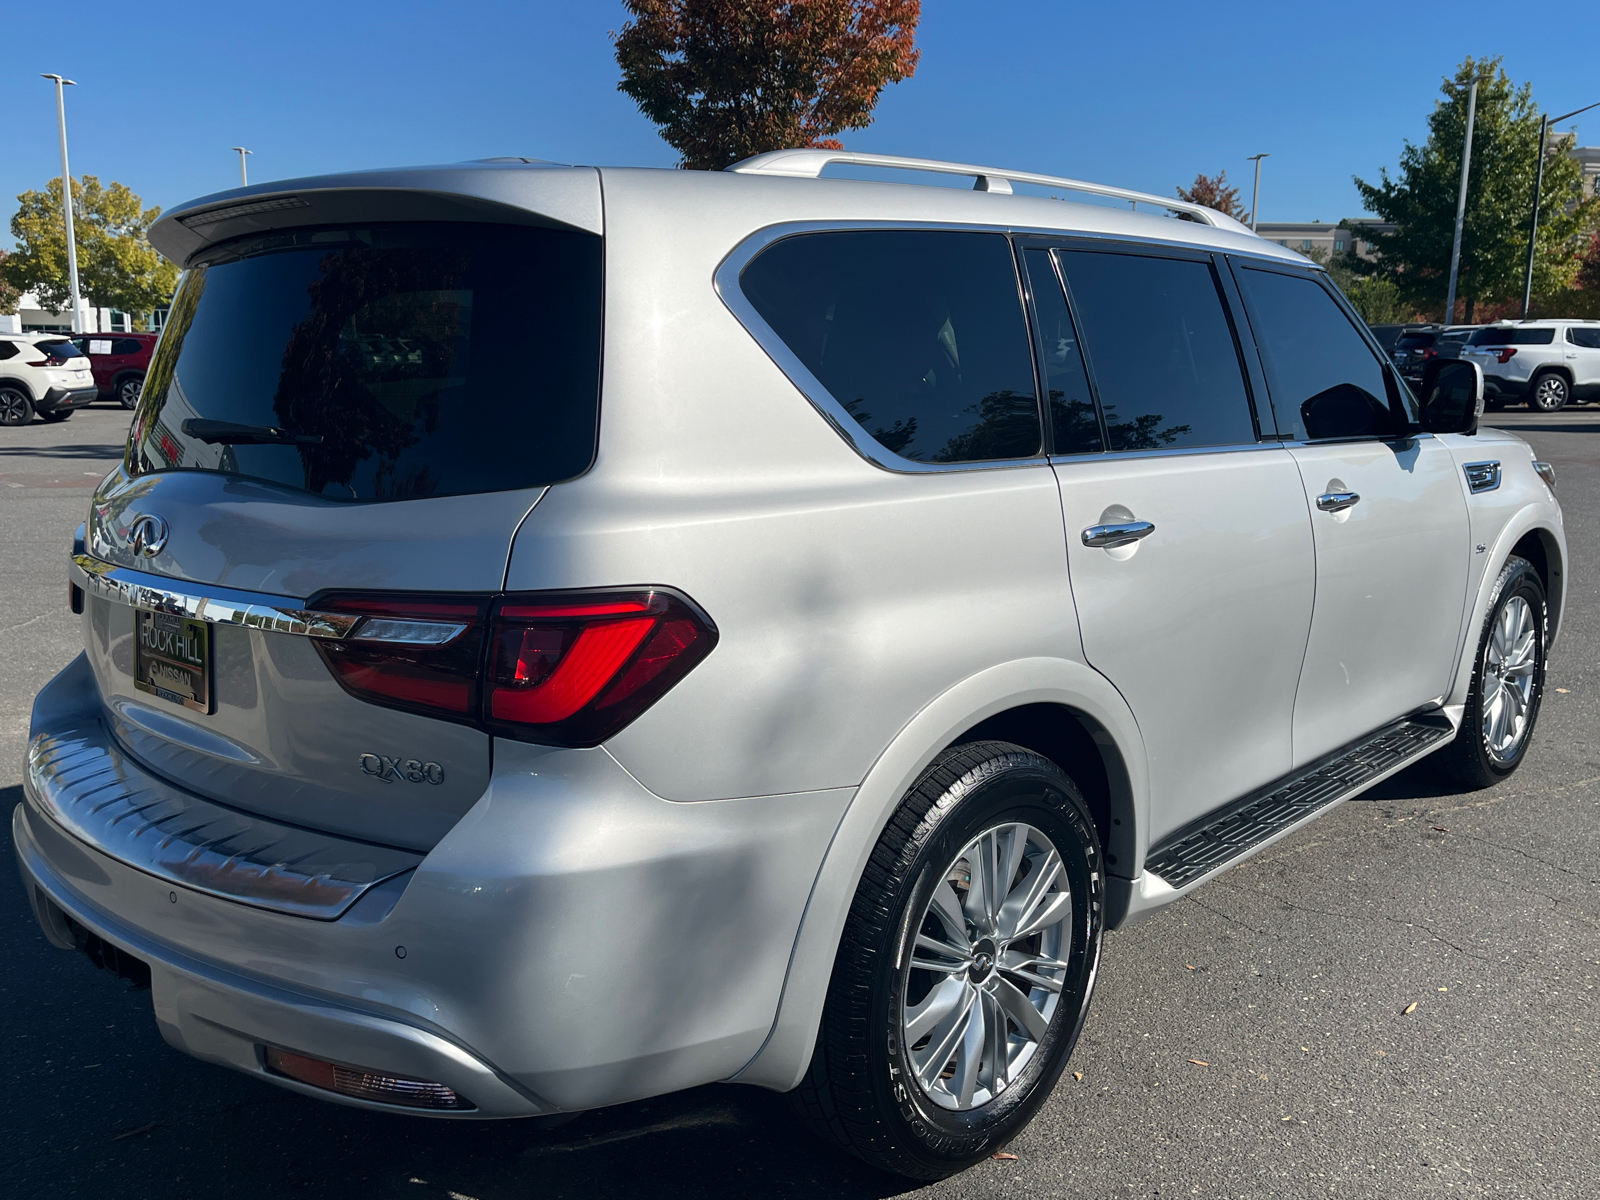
[792,741,1104,1180]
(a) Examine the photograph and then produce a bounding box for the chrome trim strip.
[71,555,361,640]
[1463,460,1502,494]
[25,725,422,920]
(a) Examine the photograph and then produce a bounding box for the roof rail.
[726,149,1254,234]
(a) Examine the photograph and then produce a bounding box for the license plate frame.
[133,608,213,714]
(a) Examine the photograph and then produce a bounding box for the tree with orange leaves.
[613,0,921,171]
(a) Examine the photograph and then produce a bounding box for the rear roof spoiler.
[726,149,1256,235]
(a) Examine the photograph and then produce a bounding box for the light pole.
[40,74,83,334]
[1444,80,1478,325]
[1246,153,1269,232]
[1521,99,1600,318]
[232,146,253,187]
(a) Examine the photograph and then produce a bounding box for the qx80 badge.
[360,754,445,785]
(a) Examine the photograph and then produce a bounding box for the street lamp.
[40,74,83,335]
[232,146,253,187]
[1445,80,1479,326]
[1521,98,1600,318]
[1246,153,1269,233]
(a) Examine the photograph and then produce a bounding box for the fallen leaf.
[1185,964,1196,971]
[1432,826,1449,833]
[1555,687,1570,694]
[1375,1050,1387,1057]
[1403,1002,1418,1014]
[1073,1071,1083,1081]
[1281,1116,1294,1122]
[1188,1059,1210,1066]
[1258,1073,1269,1081]
[991,1152,1019,1161]
[111,1122,158,1142]
[1300,1047,1310,1053]
[1438,987,1448,992]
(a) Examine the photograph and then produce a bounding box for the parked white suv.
[16,152,1567,1180]
[1462,319,1600,411]
[0,333,98,425]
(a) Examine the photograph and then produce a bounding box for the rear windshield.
[1468,326,1555,346]
[1394,333,1435,349]
[35,338,86,358]
[128,223,601,502]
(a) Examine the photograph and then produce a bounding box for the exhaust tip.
[264,1046,473,1111]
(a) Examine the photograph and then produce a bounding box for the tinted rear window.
[35,338,85,358]
[739,230,1042,464]
[1395,333,1436,349]
[1469,326,1556,346]
[1570,327,1600,349]
[129,223,601,502]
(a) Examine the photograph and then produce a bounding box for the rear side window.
[1567,327,1600,349]
[739,230,1042,464]
[1056,249,1257,451]
[0,342,16,361]
[1235,266,1405,442]
[1469,326,1556,346]
[129,223,601,502]
[114,338,145,355]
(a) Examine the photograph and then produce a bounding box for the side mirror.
[1418,358,1483,435]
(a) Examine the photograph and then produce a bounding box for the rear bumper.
[17,653,851,1115]
[1483,375,1527,400]
[37,385,99,413]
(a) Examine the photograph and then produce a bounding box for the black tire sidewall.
[118,373,143,409]
[854,748,1104,1172]
[0,387,33,426]
[1464,561,1547,780]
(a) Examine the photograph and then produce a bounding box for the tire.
[1432,556,1547,790]
[0,386,34,426]
[1529,371,1569,412]
[38,409,73,423]
[792,741,1104,1180]
[117,373,144,410]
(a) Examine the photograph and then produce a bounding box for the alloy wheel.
[901,822,1070,1111]
[119,376,143,409]
[1482,595,1538,764]
[1533,376,1568,411]
[0,388,30,425]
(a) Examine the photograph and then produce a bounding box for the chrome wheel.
[1532,375,1568,411]
[901,822,1070,1111]
[1482,595,1538,764]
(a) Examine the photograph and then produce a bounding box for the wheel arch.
[0,376,37,402]
[727,655,1148,1093]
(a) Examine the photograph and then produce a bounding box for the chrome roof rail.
[726,149,1255,234]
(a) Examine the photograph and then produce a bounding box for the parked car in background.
[1390,325,1444,382]
[70,332,158,409]
[1366,323,1413,354]
[0,333,98,425]
[1433,326,1479,362]
[1461,320,1600,410]
[16,153,1567,1182]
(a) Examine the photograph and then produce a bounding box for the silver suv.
[1462,318,1600,411]
[16,152,1567,1180]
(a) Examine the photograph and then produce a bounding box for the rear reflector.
[264,1046,472,1111]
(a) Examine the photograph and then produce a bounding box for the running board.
[1144,716,1455,891]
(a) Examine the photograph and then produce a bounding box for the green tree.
[1176,170,1248,222]
[613,0,921,171]
[1342,57,1599,321]
[4,175,178,322]
[1300,243,1418,324]
[0,251,20,317]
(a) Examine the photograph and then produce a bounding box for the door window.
[1024,250,1101,455]
[114,338,145,356]
[1055,250,1257,452]
[1235,265,1406,442]
[739,230,1042,464]
[1567,327,1600,349]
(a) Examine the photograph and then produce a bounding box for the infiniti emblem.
[128,513,169,557]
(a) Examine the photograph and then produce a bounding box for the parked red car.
[70,332,157,409]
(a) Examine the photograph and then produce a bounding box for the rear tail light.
[1495,348,1517,364]
[1422,347,1437,359]
[308,587,716,746]
[264,1046,472,1111]
[487,589,717,746]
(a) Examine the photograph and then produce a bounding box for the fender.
[1444,501,1567,713]
[728,654,1147,1092]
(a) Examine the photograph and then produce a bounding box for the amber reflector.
[264,1046,472,1111]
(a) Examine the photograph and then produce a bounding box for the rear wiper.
[180,419,323,446]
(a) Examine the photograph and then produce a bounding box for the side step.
[1144,716,1454,890]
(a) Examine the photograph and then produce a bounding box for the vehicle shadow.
[1351,757,1468,804]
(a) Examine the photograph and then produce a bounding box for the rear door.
[1026,244,1316,843]
[1231,261,1469,766]
[82,217,603,850]
[1566,325,1600,394]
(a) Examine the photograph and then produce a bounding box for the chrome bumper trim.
[26,720,422,920]
[71,554,361,640]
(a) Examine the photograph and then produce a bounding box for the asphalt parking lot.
[2,403,1595,1200]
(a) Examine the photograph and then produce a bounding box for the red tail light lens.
[311,594,490,724]
[487,589,717,747]
[1422,347,1437,359]
[1495,347,1517,364]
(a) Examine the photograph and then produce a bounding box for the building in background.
[1252,221,1394,261]
[0,292,166,335]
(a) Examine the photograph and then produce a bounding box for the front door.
[1231,261,1470,766]
[1026,246,1316,844]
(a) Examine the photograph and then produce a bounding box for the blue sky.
[4,0,1600,249]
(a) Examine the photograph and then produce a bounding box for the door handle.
[1316,491,1361,513]
[1081,520,1156,549]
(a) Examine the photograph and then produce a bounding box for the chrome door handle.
[1316,491,1361,513]
[1081,520,1156,548]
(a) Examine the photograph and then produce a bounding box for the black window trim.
[717,219,1052,475]
[1224,254,1421,446]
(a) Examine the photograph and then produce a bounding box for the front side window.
[1235,265,1406,442]
[739,230,1042,465]
[1056,249,1257,452]
[129,222,602,502]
